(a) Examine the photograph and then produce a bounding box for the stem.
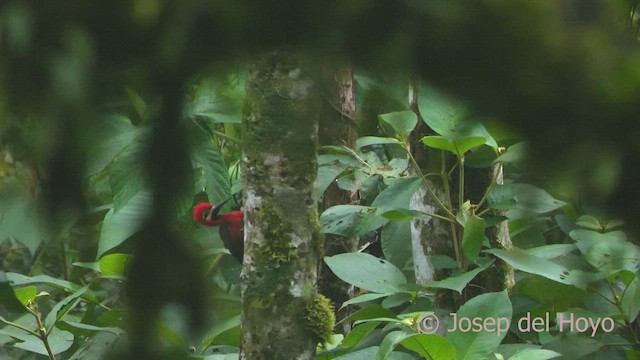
[0,316,40,337]
[27,305,56,360]
[441,152,461,265]
[475,163,502,211]
[406,148,455,219]
[458,157,464,209]
[211,129,240,144]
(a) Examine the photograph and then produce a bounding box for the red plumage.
[194,202,244,262]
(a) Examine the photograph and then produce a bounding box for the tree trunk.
[317,64,358,332]
[240,48,332,359]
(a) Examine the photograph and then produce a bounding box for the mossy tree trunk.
[317,64,358,332]
[240,49,332,359]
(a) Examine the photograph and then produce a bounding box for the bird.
[193,198,244,263]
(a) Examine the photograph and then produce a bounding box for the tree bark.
[240,48,331,359]
[317,64,358,332]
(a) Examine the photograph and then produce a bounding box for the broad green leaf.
[0,273,28,312]
[488,184,566,215]
[192,121,231,205]
[379,208,424,221]
[418,86,497,149]
[99,253,132,276]
[6,273,83,293]
[378,331,416,360]
[324,253,407,293]
[201,315,241,350]
[316,161,349,197]
[0,190,48,255]
[485,248,595,288]
[1,325,74,356]
[575,215,601,231]
[339,305,396,325]
[422,136,486,157]
[494,142,527,164]
[508,348,561,360]
[341,293,392,310]
[67,331,120,360]
[320,205,388,237]
[541,336,604,359]
[60,321,125,336]
[125,86,147,121]
[356,136,402,149]
[381,221,412,270]
[428,259,494,294]
[97,190,152,259]
[86,115,142,176]
[570,229,640,273]
[109,136,147,212]
[378,111,418,138]
[14,286,37,306]
[401,334,457,360]
[620,274,640,322]
[371,176,422,208]
[462,215,485,261]
[447,291,512,360]
[525,244,577,259]
[184,77,244,124]
[45,287,88,331]
[340,321,380,348]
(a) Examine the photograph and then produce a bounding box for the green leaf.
[192,122,231,205]
[0,325,74,356]
[86,115,142,176]
[13,286,37,306]
[339,305,396,325]
[381,221,413,270]
[316,161,349,197]
[0,273,28,312]
[428,259,494,294]
[525,244,577,259]
[320,205,388,237]
[508,348,561,360]
[570,229,640,274]
[620,274,640,322]
[422,135,486,157]
[6,273,83,293]
[201,315,241,349]
[99,254,132,276]
[324,253,408,293]
[109,136,147,212]
[67,331,120,360]
[97,190,152,259]
[462,215,485,261]
[340,293,392,310]
[541,336,604,359]
[378,331,416,360]
[44,287,88,331]
[494,142,527,164]
[356,136,402,149]
[447,291,512,360]
[371,176,422,208]
[575,215,602,231]
[488,184,566,216]
[378,111,418,138]
[125,86,147,121]
[0,191,48,256]
[485,248,596,288]
[400,334,457,360]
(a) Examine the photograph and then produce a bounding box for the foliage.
[1,64,639,360]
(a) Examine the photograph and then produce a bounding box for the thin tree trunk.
[317,64,358,332]
[240,48,331,359]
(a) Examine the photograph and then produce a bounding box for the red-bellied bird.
[193,198,244,263]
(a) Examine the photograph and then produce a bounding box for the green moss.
[305,294,335,344]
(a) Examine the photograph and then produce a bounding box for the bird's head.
[193,198,230,226]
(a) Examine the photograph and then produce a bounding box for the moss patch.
[305,294,335,345]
